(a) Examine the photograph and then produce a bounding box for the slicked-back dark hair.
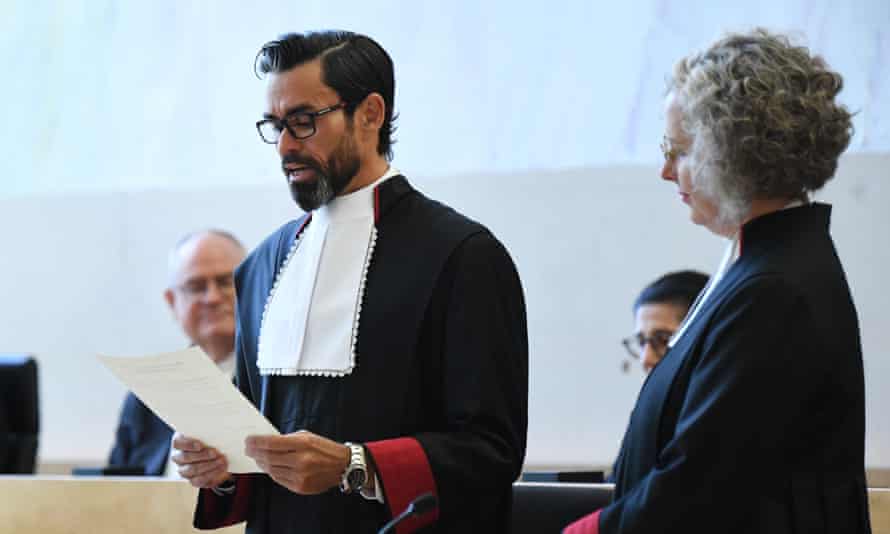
[633,270,709,315]
[255,30,397,161]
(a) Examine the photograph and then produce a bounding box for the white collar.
[256,167,399,376]
[315,168,397,224]
[668,234,738,349]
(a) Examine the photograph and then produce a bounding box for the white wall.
[2,0,889,196]
[0,154,886,468]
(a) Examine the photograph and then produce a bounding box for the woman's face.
[661,94,723,234]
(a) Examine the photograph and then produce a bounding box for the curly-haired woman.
[566,29,870,534]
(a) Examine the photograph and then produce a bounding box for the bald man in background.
[107,230,246,475]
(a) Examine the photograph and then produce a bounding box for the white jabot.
[669,198,808,348]
[257,167,400,376]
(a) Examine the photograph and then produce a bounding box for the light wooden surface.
[873,489,890,534]
[0,476,886,533]
[0,476,243,534]
[871,469,890,488]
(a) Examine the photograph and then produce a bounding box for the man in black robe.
[171,30,528,533]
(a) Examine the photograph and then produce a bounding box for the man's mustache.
[281,153,321,173]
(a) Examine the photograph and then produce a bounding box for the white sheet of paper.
[98,347,279,473]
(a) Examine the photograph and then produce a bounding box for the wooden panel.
[870,469,890,488]
[0,476,886,533]
[0,476,243,534]
[873,489,890,534]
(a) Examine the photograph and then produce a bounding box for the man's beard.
[283,133,361,212]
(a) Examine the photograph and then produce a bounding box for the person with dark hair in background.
[566,29,870,533]
[171,30,528,533]
[621,270,708,374]
[108,230,245,475]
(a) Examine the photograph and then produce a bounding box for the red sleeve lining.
[563,508,601,534]
[365,437,439,534]
[194,474,254,529]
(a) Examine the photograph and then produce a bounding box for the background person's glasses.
[256,102,347,144]
[621,330,673,361]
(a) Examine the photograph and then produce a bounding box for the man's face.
[265,59,361,211]
[164,234,244,361]
[633,302,685,373]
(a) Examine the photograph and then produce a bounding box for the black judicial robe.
[108,392,173,475]
[567,203,871,533]
[194,175,528,533]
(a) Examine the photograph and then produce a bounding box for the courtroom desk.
[874,489,890,534]
[871,469,890,488]
[2,476,886,533]
[0,476,243,534]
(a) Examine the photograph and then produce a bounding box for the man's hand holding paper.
[171,433,232,488]
[98,347,279,474]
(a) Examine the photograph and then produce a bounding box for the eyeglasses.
[660,136,686,162]
[256,102,348,144]
[177,274,235,298]
[621,330,674,361]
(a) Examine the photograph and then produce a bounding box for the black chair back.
[511,482,613,534]
[0,354,39,474]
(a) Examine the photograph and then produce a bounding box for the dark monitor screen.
[0,354,39,474]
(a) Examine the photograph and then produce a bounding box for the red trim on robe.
[365,437,439,534]
[563,508,601,534]
[195,474,254,529]
[296,213,312,237]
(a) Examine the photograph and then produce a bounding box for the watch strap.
[340,442,368,494]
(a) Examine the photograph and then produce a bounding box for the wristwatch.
[340,442,368,494]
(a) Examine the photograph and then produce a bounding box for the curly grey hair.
[668,28,854,228]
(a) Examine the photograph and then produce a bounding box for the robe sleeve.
[596,275,815,532]
[107,393,139,467]
[365,231,528,533]
[108,393,172,475]
[193,474,256,529]
[365,438,439,532]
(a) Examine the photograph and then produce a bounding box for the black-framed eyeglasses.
[621,330,674,361]
[256,102,348,144]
